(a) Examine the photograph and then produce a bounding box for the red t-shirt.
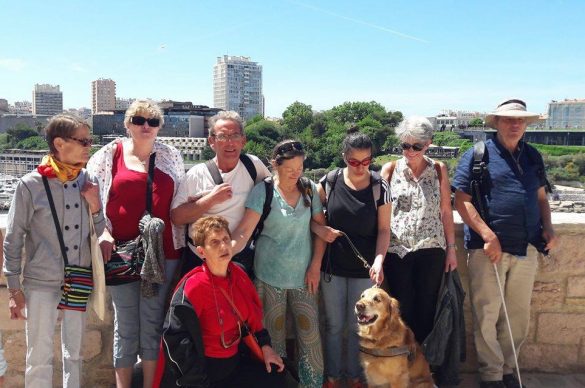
[106,142,180,259]
[185,263,265,358]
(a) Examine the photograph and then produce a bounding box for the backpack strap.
[370,170,382,209]
[524,143,553,193]
[386,161,396,182]
[471,141,487,182]
[204,159,223,185]
[300,176,313,207]
[250,177,274,243]
[239,154,260,184]
[433,162,442,183]
[323,168,342,204]
[205,154,260,185]
[470,141,488,220]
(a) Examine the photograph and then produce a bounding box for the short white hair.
[395,116,434,143]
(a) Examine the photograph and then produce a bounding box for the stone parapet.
[1,212,584,386]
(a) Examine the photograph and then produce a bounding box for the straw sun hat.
[484,99,540,128]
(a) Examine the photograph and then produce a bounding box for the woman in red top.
[155,216,285,388]
[87,100,185,388]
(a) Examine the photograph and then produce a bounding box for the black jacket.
[422,270,466,386]
[155,278,210,388]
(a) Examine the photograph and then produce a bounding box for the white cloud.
[69,63,87,72]
[0,58,25,71]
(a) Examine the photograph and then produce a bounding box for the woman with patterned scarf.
[3,114,105,388]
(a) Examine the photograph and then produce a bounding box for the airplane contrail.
[288,0,428,43]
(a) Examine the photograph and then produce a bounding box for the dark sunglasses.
[67,136,93,147]
[346,157,372,167]
[130,116,160,127]
[401,142,425,152]
[277,141,303,155]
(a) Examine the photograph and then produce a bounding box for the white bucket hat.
[484,99,540,128]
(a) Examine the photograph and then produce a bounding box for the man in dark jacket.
[452,99,558,388]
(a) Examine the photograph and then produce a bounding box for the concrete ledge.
[2,212,585,386]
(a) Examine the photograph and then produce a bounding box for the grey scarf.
[139,213,166,297]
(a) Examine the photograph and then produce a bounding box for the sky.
[1,0,584,118]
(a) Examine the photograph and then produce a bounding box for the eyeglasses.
[130,116,160,127]
[277,141,303,155]
[346,157,372,167]
[401,142,425,152]
[67,136,93,147]
[220,320,242,348]
[212,133,244,142]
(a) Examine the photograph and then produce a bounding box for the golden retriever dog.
[355,287,434,388]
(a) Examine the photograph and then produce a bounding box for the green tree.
[201,145,215,160]
[244,119,282,163]
[468,118,483,127]
[282,101,313,133]
[309,113,327,137]
[327,101,387,124]
[7,123,39,146]
[356,116,393,155]
[15,136,48,150]
[246,114,264,126]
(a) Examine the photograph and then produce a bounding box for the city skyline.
[2,1,585,117]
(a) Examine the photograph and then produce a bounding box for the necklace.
[207,266,241,348]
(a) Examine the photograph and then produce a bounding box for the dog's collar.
[359,345,413,361]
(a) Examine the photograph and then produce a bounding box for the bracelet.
[91,208,102,217]
[446,243,457,250]
[8,289,24,298]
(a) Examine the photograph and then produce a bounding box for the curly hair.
[190,215,232,247]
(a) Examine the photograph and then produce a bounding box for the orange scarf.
[37,155,83,182]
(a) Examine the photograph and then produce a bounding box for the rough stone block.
[565,298,585,307]
[531,281,563,310]
[539,235,585,274]
[4,373,24,388]
[82,329,102,361]
[567,276,585,298]
[520,343,580,372]
[536,313,585,344]
[3,332,26,372]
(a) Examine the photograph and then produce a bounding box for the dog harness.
[359,345,414,362]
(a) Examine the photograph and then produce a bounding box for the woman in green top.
[232,140,327,388]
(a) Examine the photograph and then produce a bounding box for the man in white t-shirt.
[171,111,270,257]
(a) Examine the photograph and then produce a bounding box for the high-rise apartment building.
[92,78,117,114]
[115,97,135,111]
[32,84,63,115]
[547,99,585,129]
[213,55,263,121]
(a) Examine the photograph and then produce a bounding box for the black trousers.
[383,248,445,344]
[207,353,286,388]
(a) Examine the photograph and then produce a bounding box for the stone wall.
[1,214,584,386]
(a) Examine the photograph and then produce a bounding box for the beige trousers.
[467,249,538,381]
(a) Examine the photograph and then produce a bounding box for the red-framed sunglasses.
[346,156,372,167]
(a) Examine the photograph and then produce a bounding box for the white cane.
[493,262,522,387]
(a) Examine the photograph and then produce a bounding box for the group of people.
[1,97,557,388]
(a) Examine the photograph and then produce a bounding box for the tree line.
[239,101,403,170]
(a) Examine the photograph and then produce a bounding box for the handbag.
[218,287,265,363]
[42,176,93,312]
[105,153,155,286]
